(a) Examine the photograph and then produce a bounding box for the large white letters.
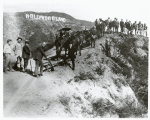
[25,14,66,22]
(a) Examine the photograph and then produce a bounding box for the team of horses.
[55,29,97,60]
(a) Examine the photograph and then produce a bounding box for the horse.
[64,31,83,56]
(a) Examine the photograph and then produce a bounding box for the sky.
[3,0,150,24]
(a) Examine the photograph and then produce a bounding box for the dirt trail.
[4,36,137,118]
[3,37,106,117]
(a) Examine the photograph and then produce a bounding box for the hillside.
[3,34,148,118]
[3,11,94,51]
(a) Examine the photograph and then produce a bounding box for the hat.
[42,42,47,47]
[7,39,12,43]
[25,40,29,44]
[17,37,22,41]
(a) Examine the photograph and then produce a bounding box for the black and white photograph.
[2,0,149,118]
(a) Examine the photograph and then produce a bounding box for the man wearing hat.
[133,21,138,35]
[105,17,110,32]
[115,18,119,33]
[109,19,113,33]
[14,37,24,71]
[22,40,31,73]
[68,42,76,70]
[120,19,125,33]
[143,23,147,37]
[125,19,129,34]
[112,18,117,33]
[105,36,111,57]
[34,42,49,78]
[3,39,15,73]
[138,21,143,35]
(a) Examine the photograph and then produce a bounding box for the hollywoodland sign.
[25,14,67,22]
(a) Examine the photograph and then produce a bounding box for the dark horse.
[63,31,83,56]
[63,34,80,70]
[83,29,97,48]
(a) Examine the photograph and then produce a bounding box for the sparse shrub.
[59,93,70,106]
[85,54,92,59]
[94,65,105,76]
[116,96,147,118]
[92,98,116,117]
[74,71,96,82]
[111,36,148,108]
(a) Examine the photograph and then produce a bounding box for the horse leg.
[78,44,81,56]
[65,47,67,57]
[71,57,75,70]
[56,47,58,60]
[76,48,77,55]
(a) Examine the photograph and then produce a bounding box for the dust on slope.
[3,36,147,118]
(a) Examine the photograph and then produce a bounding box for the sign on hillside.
[25,14,67,22]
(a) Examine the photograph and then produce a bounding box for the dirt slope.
[3,36,147,118]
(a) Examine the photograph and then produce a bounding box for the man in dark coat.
[115,18,119,33]
[138,21,143,35]
[105,36,111,57]
[109,20,113,33]
[22,40,30,72]
[112,18,116,33]
[68,43,76,70]
[125,20,130,34]
[143,23,147,36]
[120,19,125,33]
[34,42,48,78]
[133,21,138,35]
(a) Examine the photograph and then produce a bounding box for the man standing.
[128,21,133,35]
[112,18,116,33]
[109,19,113,33]
[125,20,129,34]
[120,19,124,33]
[34,42,48,78]
[95,19,98,26]
[115,18,119,33]
[105,36,111,57]
[22,40,31,73]
[68,43,76,70]
[3,39,15,73]
[133,21,138,35]
[105,17,110,32]
[143,23,147,37]
[14,37,23,71]
[138,21,143,35]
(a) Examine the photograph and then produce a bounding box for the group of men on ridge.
[95,17,148,36]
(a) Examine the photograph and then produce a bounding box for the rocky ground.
[3,35,148,118]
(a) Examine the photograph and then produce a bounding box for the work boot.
[16,67,20,71]
[20,67,24,72]
[36,75,40,78]
[4,70,8,74]
[10,69,15,72]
